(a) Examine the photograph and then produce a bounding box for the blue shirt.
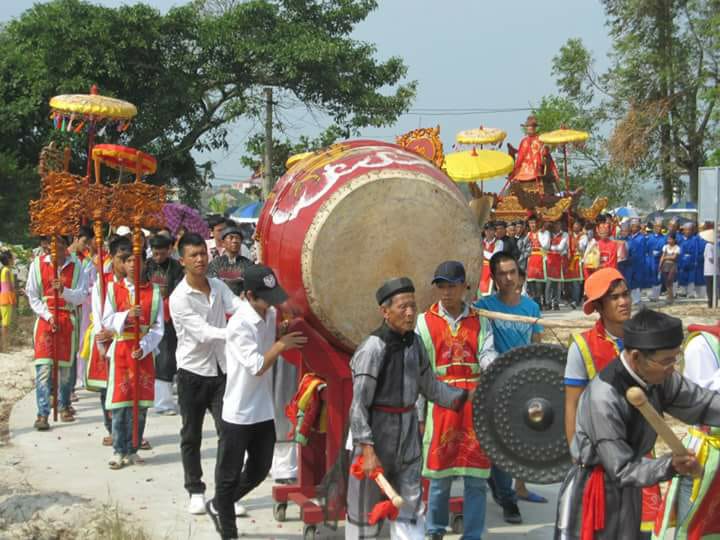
[474,294,543,354]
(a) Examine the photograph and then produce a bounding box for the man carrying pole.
[26,235,86,429]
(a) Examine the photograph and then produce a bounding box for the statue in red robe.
[507,115,560,194]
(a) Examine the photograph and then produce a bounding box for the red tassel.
[368,500,399,524]
[581,466,606,540]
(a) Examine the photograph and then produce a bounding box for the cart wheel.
[451,513,464,534]
[303,524,317,540]
[273,502,287,522]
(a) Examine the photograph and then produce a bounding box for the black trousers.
[213,419,276,538]
[155,325,177,382]
[177,368,225,494]
[99,388,112,434]
[707,275,718,308]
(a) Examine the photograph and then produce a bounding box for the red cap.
[583,268,626,315]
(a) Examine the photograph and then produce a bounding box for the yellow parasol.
[50,94,137,122]
[443,148,514,182]
[285,151,314,170]
[538,129,589,146]
[456,127,507,146]
[50,85,138,178]
[538,128,590,192]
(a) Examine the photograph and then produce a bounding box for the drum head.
[302,168,481,350]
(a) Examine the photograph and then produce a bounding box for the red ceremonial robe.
[546,233,567,281]
[417,303,491,478]
[526,231,547,282]
[85,270,117,390]
[105,281,161,410]
[33,258,82,367]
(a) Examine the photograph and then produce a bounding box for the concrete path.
[10,388,560,539]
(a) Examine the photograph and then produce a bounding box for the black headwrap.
[623,309,684,351]
[376,277,415,305]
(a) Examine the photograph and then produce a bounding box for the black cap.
[623,309,683,351]
[484,221,494,230]
[243,265,288,305]
[495,220,507,228]
[432,260,466,284]
[149,235,172,249]
[221,226,244,240]
[376,277,415,305]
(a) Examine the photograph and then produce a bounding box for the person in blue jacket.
[627,218,648,304]
[645,219,666,301]
[678,222,699,297]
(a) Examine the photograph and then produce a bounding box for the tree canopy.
[0,0,415,243]
[544,0,720,205]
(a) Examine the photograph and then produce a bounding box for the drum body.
[256,140,481,352]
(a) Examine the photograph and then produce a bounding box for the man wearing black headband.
[346,277,473,539]
[556,309,720,540]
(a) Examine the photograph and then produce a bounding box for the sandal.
[60,409,75,423]
[517,490,548,503]
[108,454,124,470]
[102,435,113,446]
[140,439,151,451]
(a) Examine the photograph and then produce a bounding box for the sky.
[2,1,612,191]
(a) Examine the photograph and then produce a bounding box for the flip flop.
[517,491,548,503]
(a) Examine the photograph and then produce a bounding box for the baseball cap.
[243,264,288,305]
[432,261,466,284]
[583,268,626,315]
[116,225,131,237]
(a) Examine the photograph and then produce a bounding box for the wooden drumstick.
[374,472,404,508]
[626,386,689,456]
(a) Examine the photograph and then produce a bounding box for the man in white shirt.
[205,264,306,540]
[169,233,243,515]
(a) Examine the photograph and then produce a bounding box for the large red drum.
[256,139,481,352]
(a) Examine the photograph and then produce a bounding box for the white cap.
[116,225,131,236]
[141,228,150,236]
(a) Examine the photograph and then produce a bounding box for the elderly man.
[555,310,720,540]
[346,277,473,540]
[207,226,253,297]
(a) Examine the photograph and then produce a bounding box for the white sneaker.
[234,502,247,517]
[188,493,206,515]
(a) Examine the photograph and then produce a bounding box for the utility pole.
[262,87,273,199]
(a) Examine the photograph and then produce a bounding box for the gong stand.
[106,158,165,448]
[29,170,83,421]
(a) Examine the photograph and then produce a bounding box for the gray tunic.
[555,356,720,540]
[347,323,467,537]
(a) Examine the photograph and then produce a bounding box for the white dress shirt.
[223,301,277,425]
[101,279,164,357]
[169,276,243,376]
[550,232,569,256]
[538,230,551,250]
[26,255,87,321]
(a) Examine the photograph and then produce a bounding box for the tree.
[550,0,720,204]
[0,0,415,242]
[240,126,344,183]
